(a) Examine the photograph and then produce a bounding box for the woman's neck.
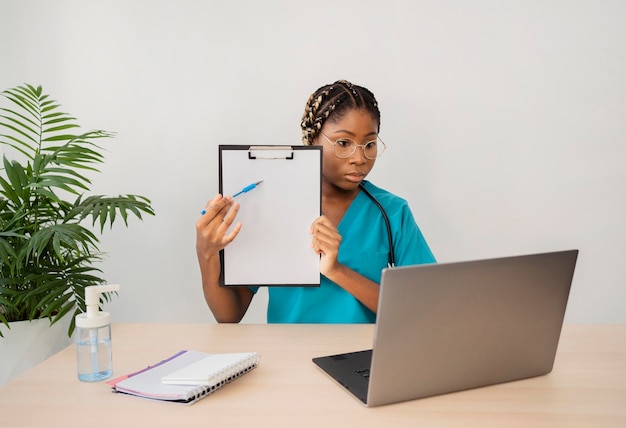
[321,182,361,226]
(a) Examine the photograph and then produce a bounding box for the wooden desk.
[0,324,625,427]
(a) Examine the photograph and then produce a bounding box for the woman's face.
[314,108,379,194]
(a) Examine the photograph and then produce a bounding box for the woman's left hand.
[310,215,343,277]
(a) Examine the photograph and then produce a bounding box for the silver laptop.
[313,249,578,407]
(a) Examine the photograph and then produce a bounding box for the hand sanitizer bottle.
[75,284,120,382]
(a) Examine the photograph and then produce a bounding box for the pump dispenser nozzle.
[84,284,120,318]
[76,284,120,329]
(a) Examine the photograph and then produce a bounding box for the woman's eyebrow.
[330,129,378,138]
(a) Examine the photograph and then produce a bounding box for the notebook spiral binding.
[189,362,259,403]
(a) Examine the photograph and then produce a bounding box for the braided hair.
[300,80,381,146]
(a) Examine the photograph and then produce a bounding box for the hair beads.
[301,80,380,146]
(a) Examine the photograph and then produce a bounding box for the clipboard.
[218,145,322,287]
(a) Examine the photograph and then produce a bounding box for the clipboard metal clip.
[248,146,294,160]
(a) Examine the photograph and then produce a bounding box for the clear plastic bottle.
[75,284,120,382]
[76,324,113,381]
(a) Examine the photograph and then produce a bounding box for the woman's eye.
[336,139,353,148]
[365,141,377,149]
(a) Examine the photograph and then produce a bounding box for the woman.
[196,80,435,323]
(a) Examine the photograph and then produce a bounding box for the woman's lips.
[345,172,365,182]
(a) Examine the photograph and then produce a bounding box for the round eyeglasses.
[318,131,387,160]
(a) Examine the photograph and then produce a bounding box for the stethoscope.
[358,183,396,268]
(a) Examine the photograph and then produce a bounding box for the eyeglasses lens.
[334,139,383,160]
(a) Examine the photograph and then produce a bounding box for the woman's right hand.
[196,194,253,323]
[196,194,242,258]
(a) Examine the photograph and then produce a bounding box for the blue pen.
[232,180,263,197]
[200,180,263,215]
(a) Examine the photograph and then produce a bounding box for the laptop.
[313,249,578,407]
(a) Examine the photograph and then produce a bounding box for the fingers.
[310,216,341,254]
[197,195,239,227]
[222,222,243,245]
[309,214,332,232]
[196,194,242,253]
[310,216,343,277]
[200,194,231,219]
[219,205,242,244]
[310,216,340,239]
[215,197,239,230]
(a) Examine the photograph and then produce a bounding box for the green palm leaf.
[0,83,155,337]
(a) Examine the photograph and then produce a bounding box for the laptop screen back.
[366,250,578,406]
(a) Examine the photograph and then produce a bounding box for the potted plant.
[0,84,154,343]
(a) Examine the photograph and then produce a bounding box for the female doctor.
[196,80,435,323]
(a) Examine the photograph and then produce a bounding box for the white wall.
[1,0,624,324]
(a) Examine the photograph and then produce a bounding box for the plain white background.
[1,0,624,324]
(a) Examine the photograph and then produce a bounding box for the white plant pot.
[0,316,73,386]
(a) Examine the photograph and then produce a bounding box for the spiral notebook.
[107,350,260,404]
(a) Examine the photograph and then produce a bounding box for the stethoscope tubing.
[358,183,396,268]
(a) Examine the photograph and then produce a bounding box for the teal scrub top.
[259,181,435,323]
